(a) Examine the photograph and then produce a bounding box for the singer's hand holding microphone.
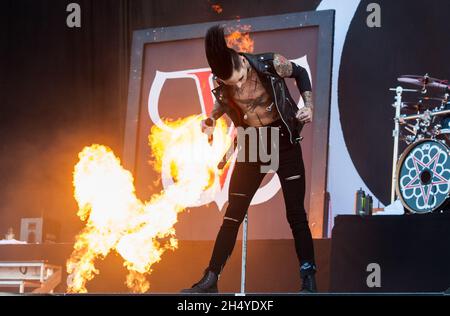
[201,117,215,145]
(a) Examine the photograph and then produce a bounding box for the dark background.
[0,0,321,242]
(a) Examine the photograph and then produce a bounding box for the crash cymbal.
[398,74,450,90]
[427,81,450,90]
[399,74,446,83]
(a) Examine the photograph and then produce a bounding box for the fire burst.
[66,115,230,293]
[226,25,254,53]
[211,4,223,14]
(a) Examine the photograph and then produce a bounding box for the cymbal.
[401,102,419,111]
[400,99,443,112]
[401,102,425,112]
[398,74,449,90]
[399,74,446,83]
[420,96,447,103]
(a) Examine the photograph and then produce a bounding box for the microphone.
[204,118,215,145]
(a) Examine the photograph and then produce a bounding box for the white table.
[0,261,61,294]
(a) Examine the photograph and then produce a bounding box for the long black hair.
[205,25,241,80]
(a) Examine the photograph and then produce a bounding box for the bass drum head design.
[396,139,450,213]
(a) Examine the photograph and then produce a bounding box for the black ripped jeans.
[208,119,315,275]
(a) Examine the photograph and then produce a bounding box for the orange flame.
[211,4,223,14]
[226,25,254,53]
[66,115,231,293]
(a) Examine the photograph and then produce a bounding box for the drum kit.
[391,74,450,214]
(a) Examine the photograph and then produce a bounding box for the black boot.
[181,270,218,293]
[300,262,317,293]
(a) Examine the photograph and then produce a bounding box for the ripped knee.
[222,216,243,228]
[224,192,250,225]
[224,216,240,223]
[230,192,248,197]
[285,174,302,181]
[228,192,250,205]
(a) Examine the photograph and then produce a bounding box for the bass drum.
[396,139,450,213]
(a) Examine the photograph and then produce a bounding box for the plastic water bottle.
[355,188,366,216]
[358,193,373,216]
[366,195,373,215]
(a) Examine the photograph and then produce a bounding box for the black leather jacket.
[211,52,305,144]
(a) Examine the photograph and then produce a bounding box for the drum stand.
[389,86,418,203]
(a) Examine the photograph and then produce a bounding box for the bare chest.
[230,73,279,126]
[231,75,272,112]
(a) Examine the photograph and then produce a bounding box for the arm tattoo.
[301,91,313,109]
[210,100,225,120]
[273,53,293,78]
